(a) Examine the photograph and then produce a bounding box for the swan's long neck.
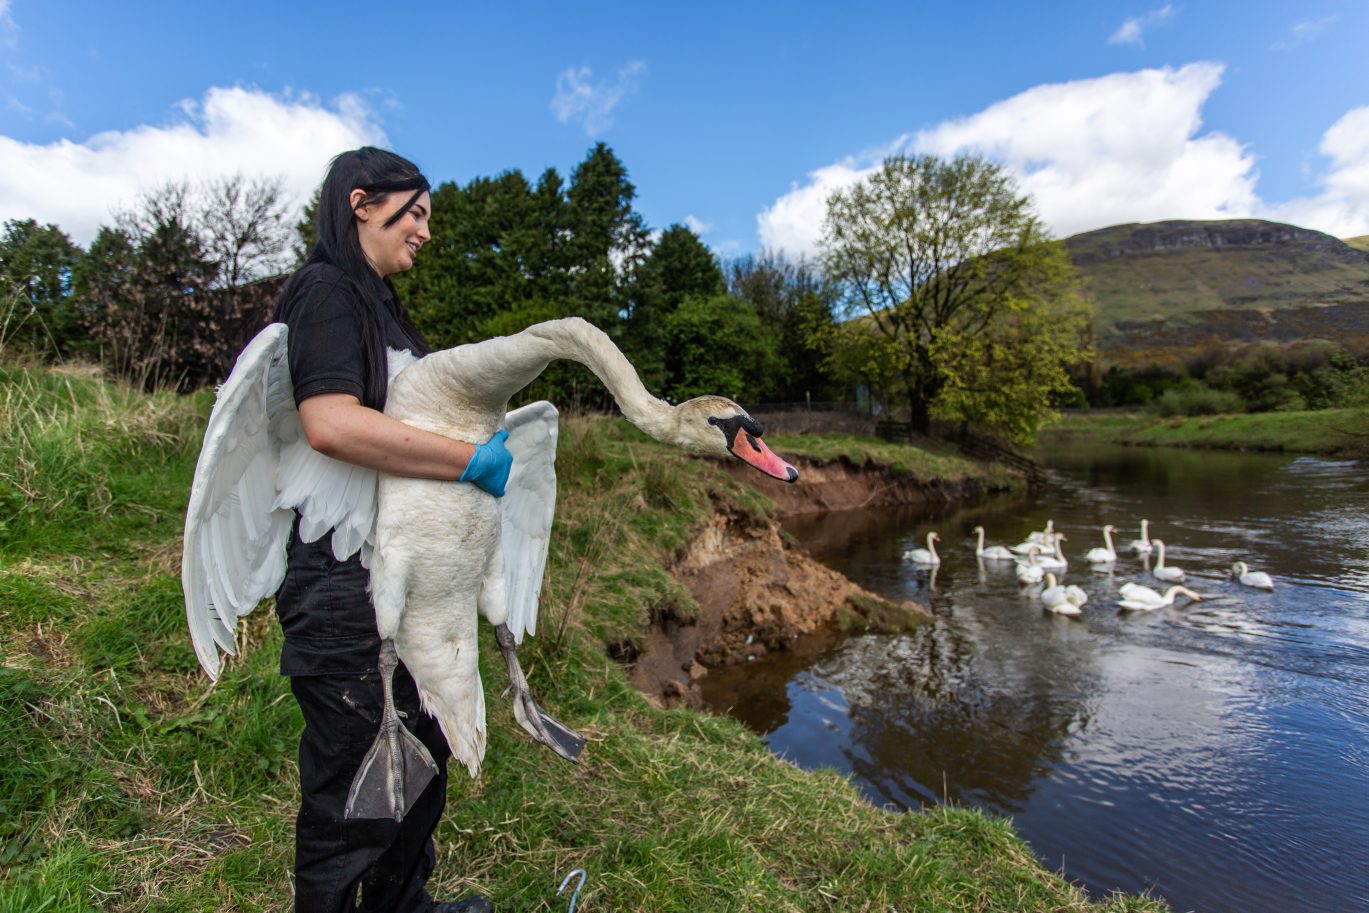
[976,528,985,551]
[927,533,939,559]
[402,317,674,438]
[1141,519,1150,543]
[1103,527,1114,551]
[1155,541,1166,567]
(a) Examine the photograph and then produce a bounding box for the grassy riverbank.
[1,361,1166,912]
[1041,407,1369,457]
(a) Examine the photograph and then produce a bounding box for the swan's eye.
[707,416,720,426]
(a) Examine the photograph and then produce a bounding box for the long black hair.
[275,146,432,408]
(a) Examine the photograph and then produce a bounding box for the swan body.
[1150,539,1184,583]
[1118,583,1203,611]
[1127,519,1153,554]
[1036,534,1068,571]
[1085,524,1118,564]
[1016,546,1045,584]
[973,526,1016,561]
[904,532,941,566]
[1232,561,1274,591]
[184,318,799,815]
[1040,573,1085,615]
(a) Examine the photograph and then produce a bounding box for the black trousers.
[290,666,452,913]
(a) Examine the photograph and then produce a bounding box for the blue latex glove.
[459,429,512,497]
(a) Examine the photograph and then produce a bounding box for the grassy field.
[1041,407,1369,456]
[1,360,1167,912]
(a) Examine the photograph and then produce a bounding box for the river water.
[700,443,1369,913]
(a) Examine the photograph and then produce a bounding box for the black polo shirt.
[273,262,429,676]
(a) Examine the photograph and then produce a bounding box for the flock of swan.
[903,519,1276,617]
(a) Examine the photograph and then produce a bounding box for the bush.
[1149,381,1244,416]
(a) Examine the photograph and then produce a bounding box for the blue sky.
[1,0,1366,260]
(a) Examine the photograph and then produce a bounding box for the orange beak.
[730,429,799,483]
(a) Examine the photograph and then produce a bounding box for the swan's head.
[1231,561,1248,576]
[675,396,799,483]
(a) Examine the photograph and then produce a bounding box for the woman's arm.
[298,393,475,480]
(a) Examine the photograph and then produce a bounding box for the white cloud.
[1108,4,1175,47]
[1266,106,1369,237]
[683,214,711,235]
[0,86,386,244]
[759,63,1265,260]
[551,60,646,136]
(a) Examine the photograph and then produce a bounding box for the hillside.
[1064,219,1369,364]
[1347,235,1369,253]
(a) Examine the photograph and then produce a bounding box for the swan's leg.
[494,623,586,762]
[343,638,439,821]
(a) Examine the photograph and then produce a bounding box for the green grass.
[1,361,1167,912]
[1042,407,1369,456]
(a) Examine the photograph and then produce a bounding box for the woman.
[273,147,501,913]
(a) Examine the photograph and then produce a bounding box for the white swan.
[183,317,799,819]
[1150,538,1184,583]
[1036,534,1069,571]
[1040,573,1086,615]
[1085,524,1118,564]
[904,531,941,566]
[1231,561,1274,591]
[1118,583,1203,611]
[1016,545,1045,584]
[973,526,1016,561]
[1127,519,1153,555]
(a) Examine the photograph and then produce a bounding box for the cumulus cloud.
[1266,106,1369,237]
[1108,4,1175,47]
[551,60,646,136]
[683,214,711,235]
[0,86,385,244]
[759,63,1266,259]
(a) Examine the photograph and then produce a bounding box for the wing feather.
[500,401,559,644]
[182,325,296,679]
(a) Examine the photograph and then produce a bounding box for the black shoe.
[430,898,494,913]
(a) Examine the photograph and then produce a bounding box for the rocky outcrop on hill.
[1066,219,1368,265]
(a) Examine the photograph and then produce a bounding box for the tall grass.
[0,362,1168,912]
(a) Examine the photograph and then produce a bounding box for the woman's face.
[352,189,432,277]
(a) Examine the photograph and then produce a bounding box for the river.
[700,442,1369,913]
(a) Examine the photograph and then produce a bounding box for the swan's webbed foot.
[344,638,438,821]
[494,624,586,762]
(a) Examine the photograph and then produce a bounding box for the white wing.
[183,326,420,679]
[500,401,559,644]
[182,325,296,680]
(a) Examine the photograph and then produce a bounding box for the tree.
[199,174,293,290]
[626,224,724,392]
[662,294,782,404]
[0,218,83,357]
[726,251,841,403]
[821,154,1087,440]
[564,143,650,328]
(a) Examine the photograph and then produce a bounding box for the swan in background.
[1150,539,1184,582]
[1041,573,1086,615]
[973,526,1016,561]
[1127,519,1154,554]
[1017,546,1045,585]
[1012,520,1055,555]
[183,317,800,820]
[904,532,942,566]
[1118,583,1203,611]
[1085,524,1118,564]
[1036,534,1069,571]
[1231,561,1275,591]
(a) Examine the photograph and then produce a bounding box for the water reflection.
[702,443,1369,913]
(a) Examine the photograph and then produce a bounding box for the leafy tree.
[0,218,83,357]
[662,294,782,403]
[294,186,321,264]
[726,251,841,403]
[821,154,1087,441]
[627,224,724,392]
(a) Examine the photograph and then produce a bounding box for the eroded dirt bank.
[628,457,991,707]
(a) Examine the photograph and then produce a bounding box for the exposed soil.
[627,456,990,708]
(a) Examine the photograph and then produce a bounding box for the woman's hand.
[459,429,512,497]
